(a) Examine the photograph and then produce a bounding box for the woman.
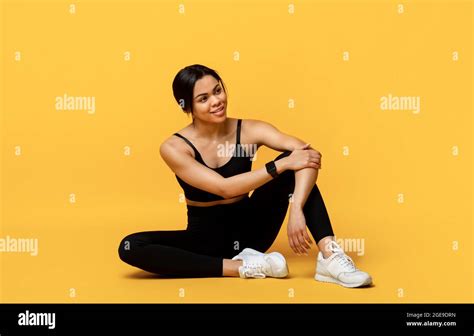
[118,64,372,288]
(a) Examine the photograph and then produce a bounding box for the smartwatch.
[265,160,278,178]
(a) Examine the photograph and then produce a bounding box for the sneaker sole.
[315,273,372,288]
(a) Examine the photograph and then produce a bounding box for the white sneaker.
[232,248,289,279]
[315,241,372,288]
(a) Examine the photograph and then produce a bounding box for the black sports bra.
[173,119,253,202]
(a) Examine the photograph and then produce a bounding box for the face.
[191,75,227,122]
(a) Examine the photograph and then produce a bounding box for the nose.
[210,95,222,106]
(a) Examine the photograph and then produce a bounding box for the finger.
[312,154,321,162]
[309,155,321,164]
[297,231,310,249]
[308,157,320,166]
[294,241,303,255]
[312,158,321,169]
[307,161,320,169]
[305,154,319,165]
[294,234,307,255]
[289,236,299,255]
[297,233,311,252]
[302,230,313,249]
[298,242,308,256]
[309,157,320,165]
[301,235,311,252]
[304,163,319,170]
[303,229,313,245]
[307,149,319,156]
[293,235,305,255]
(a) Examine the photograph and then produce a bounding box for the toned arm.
[246,119,308,152]
[245,119,321,209]
[159,139,288,199]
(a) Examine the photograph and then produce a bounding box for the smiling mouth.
[211,105,224,113]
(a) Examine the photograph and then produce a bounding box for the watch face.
[266,161,277,177]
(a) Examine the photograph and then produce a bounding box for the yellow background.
[0,0,472,303]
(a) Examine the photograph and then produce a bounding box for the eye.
[200,97,207,102]
[216,87,222,93]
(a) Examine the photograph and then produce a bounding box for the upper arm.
[247,119,306,152]
[159,140,228,198]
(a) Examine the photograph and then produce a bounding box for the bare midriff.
[185,194,248,207]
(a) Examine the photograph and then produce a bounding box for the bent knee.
[118,234,139,263]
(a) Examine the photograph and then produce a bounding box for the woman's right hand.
[281,144,322,171]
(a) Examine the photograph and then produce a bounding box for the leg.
[118,230,227,278]
[245,150,335,252]
[241,151,371,286]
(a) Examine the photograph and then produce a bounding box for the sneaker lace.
[242,263,266,279]
[327,241,356,272]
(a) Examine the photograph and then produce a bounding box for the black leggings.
[118,151,335,278]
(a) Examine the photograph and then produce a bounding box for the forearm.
[290,167,319,210]
[222,158,288,198]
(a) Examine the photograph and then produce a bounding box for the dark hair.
[172,64,228,116]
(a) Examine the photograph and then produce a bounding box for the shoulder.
[241,118,275,129]
[160,133,193,161]
[239,118,277,147]
[240,118,278,135]
[160,120,195,149]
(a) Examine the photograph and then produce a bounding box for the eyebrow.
[194,83,221,100]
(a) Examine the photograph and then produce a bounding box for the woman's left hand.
[287,207,313,256]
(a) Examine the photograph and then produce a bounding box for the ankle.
[323,252,332,259]
[318,236,335,258]
[223,259,243,277]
